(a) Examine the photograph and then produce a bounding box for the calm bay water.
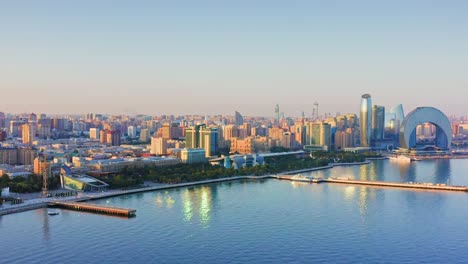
[1,159,467,263]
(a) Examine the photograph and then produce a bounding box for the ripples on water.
[1,160,467,263]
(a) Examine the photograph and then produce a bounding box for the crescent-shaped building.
[399,107,452,150]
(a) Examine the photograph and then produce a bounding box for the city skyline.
[1,1,467,116]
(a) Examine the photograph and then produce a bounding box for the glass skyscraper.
[372,105,385,141]
[360,94,372,147]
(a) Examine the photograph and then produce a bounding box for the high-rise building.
[320,123,332,150]
[0,112,5,129]
[10,120,23,137]
[389,104,405,143]
[294,125,306,146]
[22,123,36,144]
[223,125,238,140]
[306,122,331,150]
[100,130,108,144]
[234,111,244,126]
[335,128,355,150]
[306,122,321,145]
[280,132,294,149]
[0,130,7,141]
[274,104,280,124]
[161,123,172,139]
[140,128,150,142]
[90,128,100,140]
[106,130,121,146]
[372,105,385,141]
[127,126,136,138]
[360,94,372,147]
[151,137,167,155]
[185,125,218,157]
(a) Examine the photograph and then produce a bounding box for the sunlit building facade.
[360,94,372,147]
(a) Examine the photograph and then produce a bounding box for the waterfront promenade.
[2,158,467,216]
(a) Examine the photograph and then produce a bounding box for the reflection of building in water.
[39,209,50,241]
[434,159,451,184]
[343,185,380,217]
[181,186,217,227]
[397,162,416,183]
[154,191,176,209]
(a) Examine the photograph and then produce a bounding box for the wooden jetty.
[48,201,136,217]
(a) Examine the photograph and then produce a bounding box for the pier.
[277,175,468,192]
[48,201,136,217]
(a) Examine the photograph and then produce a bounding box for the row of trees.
[108,153,340,188]
[0,174,61,194]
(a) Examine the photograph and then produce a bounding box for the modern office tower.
[390,104,405,138]
[185,126,200,149]
[200,127,218,157]
[90,128,100,140]
[100,130,108,144]
[223,124,238,140]
[151,137,167,155]
[320,123,331,150]
[235,111,244,126]
[140,128,150,142]
[360,94,372,147]
[106,130,121,146]
[185,125,218,157]
[384,113,397,139]
[274,104,280,124]
[22,123,36,144]
[372,105,385,141]
[306,122,321,145]
[127,126,136,138]
[305,122,331,150]
[294,125,306,146]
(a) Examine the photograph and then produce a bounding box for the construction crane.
[41,154,50,197]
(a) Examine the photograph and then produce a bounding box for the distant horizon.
[1,102,466,119]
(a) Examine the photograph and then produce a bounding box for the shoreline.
[0,158,462,216]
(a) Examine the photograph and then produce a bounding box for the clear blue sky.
[1,0,467,117]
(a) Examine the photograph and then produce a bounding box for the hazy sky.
[1,0,467,117]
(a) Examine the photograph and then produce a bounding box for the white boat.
[48,210,60,215]
[290,175,312,182]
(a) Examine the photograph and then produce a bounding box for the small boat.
[48,210,60,216]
